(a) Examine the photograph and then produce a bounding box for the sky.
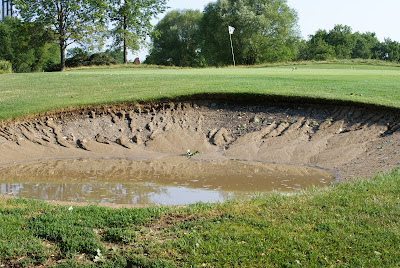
[136,0,400,61]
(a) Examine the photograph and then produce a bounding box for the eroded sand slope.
[1,98,399,180]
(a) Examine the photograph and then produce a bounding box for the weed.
[186,149,199,158]
[237,124,247,130]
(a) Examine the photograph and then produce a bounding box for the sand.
[1,97,400,181]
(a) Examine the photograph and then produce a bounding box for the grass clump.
[102,227,138,244]
[1,170,400,266]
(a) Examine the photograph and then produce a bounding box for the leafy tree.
[0,21,13,62]
[351,32,380,59]
[108,0,167,64]
[326,25,355,59]
[200,0,300,66]
[145,9,206,67]
[299,25,400,63]
[301,25,381,61]
[198,3,228,66]
[377,38,400,62]
[296,39,309,60]
[301,30,335,60]
[15,0,108,71]
[0,17,59,72]
[67,47,91,60]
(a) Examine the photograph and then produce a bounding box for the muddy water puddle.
[0,158,335,205]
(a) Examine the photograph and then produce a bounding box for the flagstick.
[229,33,236,68]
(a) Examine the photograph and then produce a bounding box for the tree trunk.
[60,42,66,71]
[57,2,66,71]
[123,14,127,64]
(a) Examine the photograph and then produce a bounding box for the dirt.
[1,96,400,183]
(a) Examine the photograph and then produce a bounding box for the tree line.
[1,0,167,72]
[146,0,299,67]
[298,25,400,62]
[1,0,400,72]
[145,2,400,67]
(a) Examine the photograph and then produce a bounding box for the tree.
[200,0,300,66]
[0,17,59,72]
[15,0,108,71]
[301,25,368,61]
[145,9,206,67]
[351,32,380,59]
[378,38,400,62]
[301,30,335,60]
[302,25,356,60]
[198,3,228,66]
[108,0,167,64]
[325,25,355,59]
[0,20,13,62]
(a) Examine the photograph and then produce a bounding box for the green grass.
[1,170,400,267]
[1,60,400,120]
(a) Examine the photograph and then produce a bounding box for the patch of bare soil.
[1,97,400,181]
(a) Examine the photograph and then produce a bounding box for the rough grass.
[1,169,399,267]
[1,60,400,120]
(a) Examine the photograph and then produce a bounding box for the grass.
[1,60,400,120]
[0,169,399,267]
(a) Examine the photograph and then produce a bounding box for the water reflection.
[0,158,335,205]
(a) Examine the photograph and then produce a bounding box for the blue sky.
[136,0,400,60]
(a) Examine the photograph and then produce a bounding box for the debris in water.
[186,149,199,158]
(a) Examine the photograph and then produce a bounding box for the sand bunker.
[1,96,400,180]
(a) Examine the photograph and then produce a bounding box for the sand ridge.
[1,98,400,180]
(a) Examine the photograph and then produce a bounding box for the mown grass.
[1,60,400,120]
[1,169,399,267]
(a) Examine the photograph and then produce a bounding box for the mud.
[1,96,400,182]
[0,158,334,205]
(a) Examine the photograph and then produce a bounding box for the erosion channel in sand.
[1,95,400,205]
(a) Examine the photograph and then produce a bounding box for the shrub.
[0,60,12,74]
[88,53,118,66]
[66,52,118,68]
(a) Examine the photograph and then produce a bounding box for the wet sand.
[1,98,399,184]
